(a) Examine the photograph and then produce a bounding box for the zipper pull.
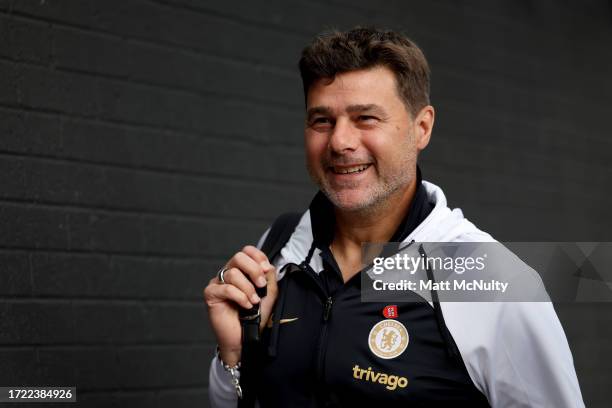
[323,297,333,321]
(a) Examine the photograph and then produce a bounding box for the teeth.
[334,164,369,174]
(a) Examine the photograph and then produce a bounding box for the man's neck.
[330,179,418,281]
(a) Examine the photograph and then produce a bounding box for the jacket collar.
[308,166,433,249]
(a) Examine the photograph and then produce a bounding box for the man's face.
[304,66,431,212]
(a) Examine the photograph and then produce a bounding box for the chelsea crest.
[368,319,409,359]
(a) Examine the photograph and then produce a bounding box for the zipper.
[316,296,333,404]
[319,297,333,373]
[323,297,333,321]
[296,262,335,402]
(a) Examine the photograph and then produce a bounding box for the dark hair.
[299,27,431,116]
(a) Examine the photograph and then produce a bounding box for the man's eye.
[358,115,377,122]
[309,117,333,128]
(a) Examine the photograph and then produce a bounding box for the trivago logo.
[351,365,408,391]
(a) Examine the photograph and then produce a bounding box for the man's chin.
[324,189,375,212]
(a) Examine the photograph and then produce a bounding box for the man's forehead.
[306,67,401,113]
[315,66,396,88]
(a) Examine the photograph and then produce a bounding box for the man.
[204,27,584,407]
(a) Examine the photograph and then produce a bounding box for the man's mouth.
[330,164,372,174]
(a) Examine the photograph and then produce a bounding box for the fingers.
[224,267,261,304]
[241,245,268,263]
[258,265,280,333]
[226,246,274,288]
[204,280,254,310]
[242,245,275,275]
[205,245,276,311]
[232,252,267,288]
[264,266,278,298]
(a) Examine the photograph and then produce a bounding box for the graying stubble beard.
[307,163,413,215]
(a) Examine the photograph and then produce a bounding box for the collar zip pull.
[323,297,333,321]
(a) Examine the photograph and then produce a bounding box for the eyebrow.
[306,104,387,121]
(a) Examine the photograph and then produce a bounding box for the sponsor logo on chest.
[352,364,409,391]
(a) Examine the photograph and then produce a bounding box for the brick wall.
[1,0,611,406]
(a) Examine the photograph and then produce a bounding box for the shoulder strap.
[260,212,303,262]
[238,212,302,408]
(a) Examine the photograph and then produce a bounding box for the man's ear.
[414,105,435,151]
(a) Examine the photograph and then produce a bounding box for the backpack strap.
[260,212,303,262]
[237,212,302,408]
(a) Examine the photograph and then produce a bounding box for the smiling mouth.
[331,164,371,174]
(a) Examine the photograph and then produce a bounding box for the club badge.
[368,319,409,359]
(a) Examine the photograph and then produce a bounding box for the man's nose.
[328,118,358,153]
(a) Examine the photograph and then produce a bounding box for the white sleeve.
[442,301,585,407]
[209,355,240,408]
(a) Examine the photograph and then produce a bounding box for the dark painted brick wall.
[0,0,611,406]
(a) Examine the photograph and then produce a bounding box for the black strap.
[238,212,302,408]
[260,212,303,261]
[418,244,462,363]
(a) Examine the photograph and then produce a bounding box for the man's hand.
[204,245,278,367]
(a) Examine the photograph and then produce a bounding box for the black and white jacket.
[209,179,584,407]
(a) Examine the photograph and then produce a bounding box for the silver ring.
[217,266,229,284]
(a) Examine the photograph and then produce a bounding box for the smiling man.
[204,27,584,407]
[305,66,427,214]
[303,64,433,283]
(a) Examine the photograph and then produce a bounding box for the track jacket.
[209,179,585,407]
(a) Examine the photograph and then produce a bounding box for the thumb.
[259,264,278,332]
